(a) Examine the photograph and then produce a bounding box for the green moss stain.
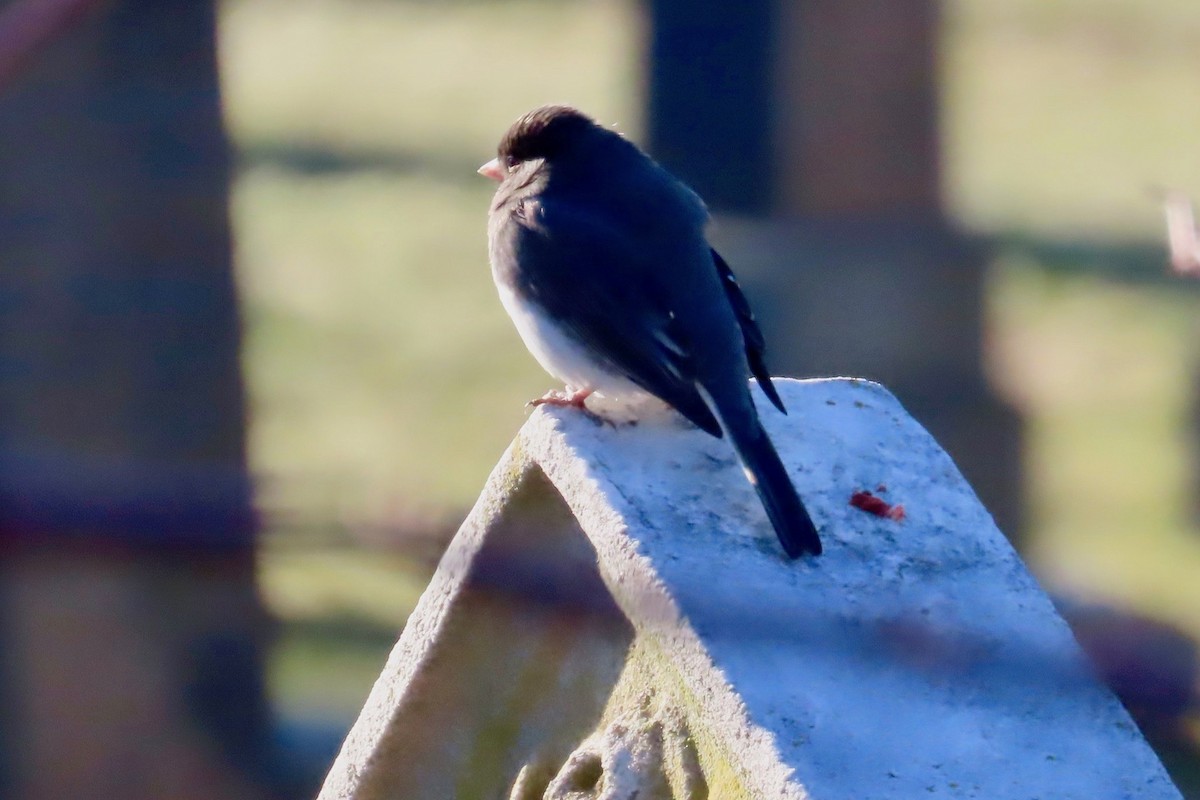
[596,636,754,799]
[453,623,575,800]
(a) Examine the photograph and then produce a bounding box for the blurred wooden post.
[0,1,274,798]
[647,0,1024,541]
[646,0,775,214]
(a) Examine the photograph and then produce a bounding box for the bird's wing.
[506,196,722,437]
[710,248,786,414]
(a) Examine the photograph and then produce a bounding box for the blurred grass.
[219,0,1200,735]
[261,547,428,718]
[988,263,1200,633]
[221,0,644,158]
[221,0,647,723]
[944,0,1200,237]
[225,0,642,528]
[233,170,524,517]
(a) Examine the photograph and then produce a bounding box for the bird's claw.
[528,388,591,410]
[527,388,615,427]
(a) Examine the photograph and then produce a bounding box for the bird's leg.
[528,387,614,427]
[528,387,593,410]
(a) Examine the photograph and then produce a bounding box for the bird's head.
[478,105,618,182]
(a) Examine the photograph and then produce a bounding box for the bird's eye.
[504,155,519,170]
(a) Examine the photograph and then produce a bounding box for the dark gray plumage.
[480,105,821,558]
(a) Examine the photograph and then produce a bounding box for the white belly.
[496,281,643,398]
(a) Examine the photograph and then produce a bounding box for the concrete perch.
[317,378,1182,799]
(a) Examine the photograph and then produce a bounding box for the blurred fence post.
[0,1,275,798]
[646,0,1024,543]
[317,379,1181,799]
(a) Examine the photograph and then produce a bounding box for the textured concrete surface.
[319,378,1182,800]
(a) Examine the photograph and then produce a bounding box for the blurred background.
[1,0,1199,797]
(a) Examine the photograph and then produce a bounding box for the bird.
[479,105,822,558]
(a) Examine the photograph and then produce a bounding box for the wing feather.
[710,248,786,414]
[508,198,722,437]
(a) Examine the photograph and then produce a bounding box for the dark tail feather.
[724,411,822,558]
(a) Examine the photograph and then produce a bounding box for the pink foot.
[527,388,614,427]
[528,387,594,410]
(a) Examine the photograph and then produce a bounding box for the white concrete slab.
[319,377,1182,800]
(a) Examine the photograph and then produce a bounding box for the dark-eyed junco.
[479,105,821,558]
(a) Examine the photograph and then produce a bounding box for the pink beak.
[477,158,505,181]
